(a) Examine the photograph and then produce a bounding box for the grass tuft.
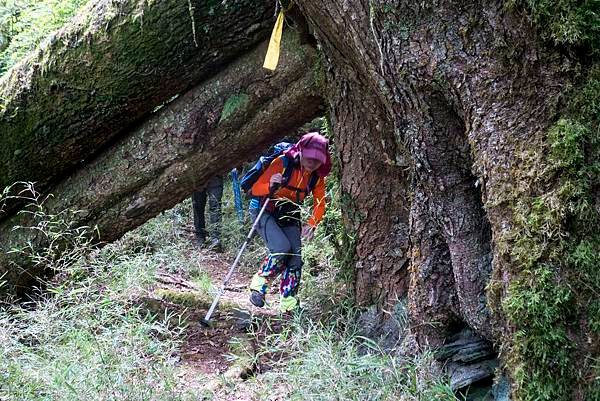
[247,311,458,401]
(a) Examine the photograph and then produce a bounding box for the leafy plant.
[0,0,90,75]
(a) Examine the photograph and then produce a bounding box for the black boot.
[194,236,206,249]
[207,238,223,253]
[249,290,265,307]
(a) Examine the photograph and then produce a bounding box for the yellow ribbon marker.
[263,10,285,71]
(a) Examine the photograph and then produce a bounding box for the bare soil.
[145,240,288,400]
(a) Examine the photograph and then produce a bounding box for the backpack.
[240,142,319,197]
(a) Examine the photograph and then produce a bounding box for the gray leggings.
[250,208,302,272]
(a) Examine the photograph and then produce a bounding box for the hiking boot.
[249,290,265,308]
[207,238,223,253]
[279,295,299,313]
[194,236,206,249]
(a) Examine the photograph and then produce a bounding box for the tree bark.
[0,0,274,218]
[408,90,494,340]
[408,187,460,348]
[326,63,411,311]
[298,0,571,339]
[0,33,322,292]
[297,1,593,396]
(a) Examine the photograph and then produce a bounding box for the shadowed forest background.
[0,1,598,400]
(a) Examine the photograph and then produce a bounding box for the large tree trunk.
[302,1,564,336]
[326,63,411,311]
[0,33,322,293]
[0,0,274,217]
[298,0,595,398]
[298,0,509,340]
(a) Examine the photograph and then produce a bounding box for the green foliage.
[502,67,600,400]
[0,184,227,400]
[0,0,89,75]
[248,312,457,401]
[508,0,600,51]
[0,234,202,400]
[6,182,98,275]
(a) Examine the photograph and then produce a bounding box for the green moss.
[548,119,588,170]
[313,51,327,93]
[501,67,600,400]
[503,264,574,398]
[507,0,600,51]
[0,0,91,75]
[155,288,210,309]
[219,93,249,123]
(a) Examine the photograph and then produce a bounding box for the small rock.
[448,359,498,390]
[231,308,252,331]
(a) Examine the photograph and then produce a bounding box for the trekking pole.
[200,191,275,326]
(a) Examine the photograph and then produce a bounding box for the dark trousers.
[192,176,223,242]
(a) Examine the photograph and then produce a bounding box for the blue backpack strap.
[240,142,293,194]
[307,173,320,193]
[240,158,265,193]
[281,155,294,185]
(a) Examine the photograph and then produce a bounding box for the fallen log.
[0,33,323,293]
[0,0,273,218]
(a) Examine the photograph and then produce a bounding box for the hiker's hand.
[269,173,283,192]
[302,224,315,241]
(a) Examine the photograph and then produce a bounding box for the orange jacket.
[251,156,326,227]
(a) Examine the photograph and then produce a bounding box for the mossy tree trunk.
[0,34,322,293]
[298,0,596,398]
[0,0,274,218]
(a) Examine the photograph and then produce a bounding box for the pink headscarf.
[284,132,332,177]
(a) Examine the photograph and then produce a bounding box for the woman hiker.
[247,132,332,313]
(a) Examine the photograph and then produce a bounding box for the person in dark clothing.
[192,175,224,252]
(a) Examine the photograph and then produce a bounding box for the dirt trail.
[143,244,285,400]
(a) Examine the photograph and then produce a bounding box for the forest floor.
[1,198,458,401]
[141,229,291,401]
